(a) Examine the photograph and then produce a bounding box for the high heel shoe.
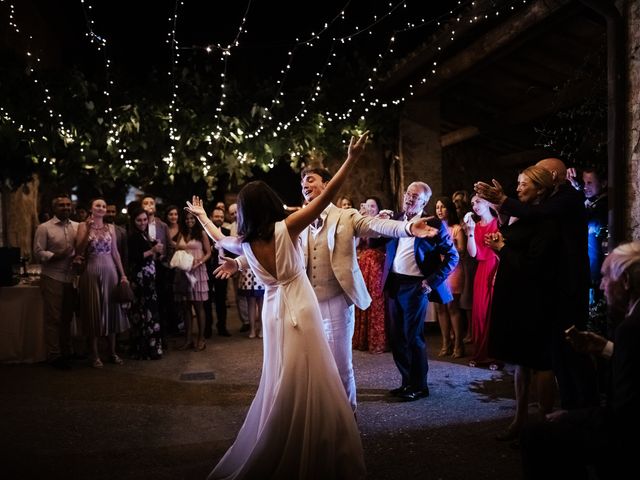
[452,346,465,359]
[195,341,206,351]
[438,344,453,357]
[177,342,194,351]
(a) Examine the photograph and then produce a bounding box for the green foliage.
[1,54,401,202]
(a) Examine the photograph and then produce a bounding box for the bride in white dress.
[185,132,369,480]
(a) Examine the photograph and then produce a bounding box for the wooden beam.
[440,126,480,147]
[411,0,572,98]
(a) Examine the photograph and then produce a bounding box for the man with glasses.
[382,182,459,401]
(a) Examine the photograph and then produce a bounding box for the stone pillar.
[628,0,640,239]
[399,99,442,213]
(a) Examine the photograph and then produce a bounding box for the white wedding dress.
[209,221,366,480]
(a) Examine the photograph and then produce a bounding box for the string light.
[1,0,72,141]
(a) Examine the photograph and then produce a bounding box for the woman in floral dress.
[75,198,129,368]
[127,206,163,359]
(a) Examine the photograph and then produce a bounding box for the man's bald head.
[536,157,567,185]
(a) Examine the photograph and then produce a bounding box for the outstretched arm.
[285,131,369,239]
[184,197,225,243]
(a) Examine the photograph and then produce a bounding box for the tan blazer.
[300,204,409,310]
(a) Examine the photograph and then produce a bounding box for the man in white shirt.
[33,194,79,369]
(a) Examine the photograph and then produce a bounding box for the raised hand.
[474,179,506,205]
[185,195,207,218]
[463,211,476,229]
[347,131,369,160]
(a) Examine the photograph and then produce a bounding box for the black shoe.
[50,358,72,370]
[218,330,231,337]
[389,385,411,396]
[239,324,250,332]
[399,387,430,401]
[204,329,212,339]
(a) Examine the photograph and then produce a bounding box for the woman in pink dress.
[174,211,211,351]
[434,197,466,358]
[463,195,500,368]
[353,196,388,354]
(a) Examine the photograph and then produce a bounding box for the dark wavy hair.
[435,196,460,225]
[178,210,204,243]
[129,206,149,232]
[237,181,287,242]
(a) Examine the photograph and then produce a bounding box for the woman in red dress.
[352,196,388,354]
[463,195,500,368]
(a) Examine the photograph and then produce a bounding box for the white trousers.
[318,295,356,411]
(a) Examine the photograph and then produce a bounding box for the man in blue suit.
[382,181,459,401]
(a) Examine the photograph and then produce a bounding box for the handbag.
[170,250,194,271]
[113,280,135,304]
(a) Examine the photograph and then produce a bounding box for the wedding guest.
[105,204,128,267]
[336,195,354,209]
[353,196,388,354]
[382,182,458,401]
[475,158,598,409]
[463,195,500,368]
[127,207,163,360]
[174,211,211,351]
[33,194,79,369]
[434,196,466,358]
[75,198,129,368]
[164,205,182,335]
[142,195,169,343]
[486,166,558,441]
[521,241,640,480]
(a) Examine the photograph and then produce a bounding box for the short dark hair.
[301,167,332,183]
[237,181,287,242]
[364,196,383,213]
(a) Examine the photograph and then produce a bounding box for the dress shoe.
[218,330,231,337]
[398,387,430,402]
[204,329,212,339]
[239,324,250,332]
[389,385,411,396]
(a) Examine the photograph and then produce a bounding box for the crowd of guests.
[33,194,263,370]
[32,154,626,477]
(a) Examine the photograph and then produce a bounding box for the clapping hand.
[474,179,506,205]
[484,231,505,251]
[185,195,206,218]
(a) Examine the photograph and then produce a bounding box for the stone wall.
[2,176,40,258]
[627,0,640,239]
[398,99,442,214]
